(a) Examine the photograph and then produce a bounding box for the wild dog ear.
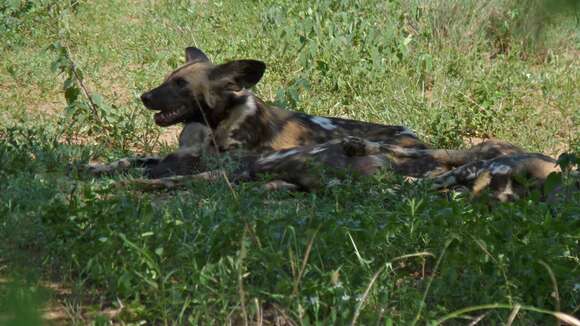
[209,60,266,89]
[185,47,210,63]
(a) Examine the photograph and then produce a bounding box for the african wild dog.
[89,47,425,177]
[141,47,423,149]
[87,47,565,201]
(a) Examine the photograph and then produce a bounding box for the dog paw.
[66,161,108,176]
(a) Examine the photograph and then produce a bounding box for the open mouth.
[154,106,189,126]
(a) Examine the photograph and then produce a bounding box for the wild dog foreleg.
[87,147,209,178]
[119,169,226,191]
[86,156,162,176]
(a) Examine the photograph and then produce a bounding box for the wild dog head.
[140,47,266,128]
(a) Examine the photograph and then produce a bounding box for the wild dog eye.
[173,78,188,88]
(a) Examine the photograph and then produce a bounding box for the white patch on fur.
[87,156,159,175]
[231,94,257,130]
[465,166,479,180]
[310,116,337,130]
[263,180,299,191]
[215,93,257,149]
[258,149,300,164]
[397,127,417,137]
[308,145,327,155]
[326,178,342,187]
[489,162,512,175]
[496,179,519,202]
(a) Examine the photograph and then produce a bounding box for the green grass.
[1,0,579,324]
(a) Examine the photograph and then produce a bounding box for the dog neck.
[213,91,292,152]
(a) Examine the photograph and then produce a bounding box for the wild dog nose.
[141,92,153,108]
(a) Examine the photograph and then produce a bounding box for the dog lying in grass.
[87,47,564,201]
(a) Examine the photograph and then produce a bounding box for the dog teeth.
[154,107,187,126]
